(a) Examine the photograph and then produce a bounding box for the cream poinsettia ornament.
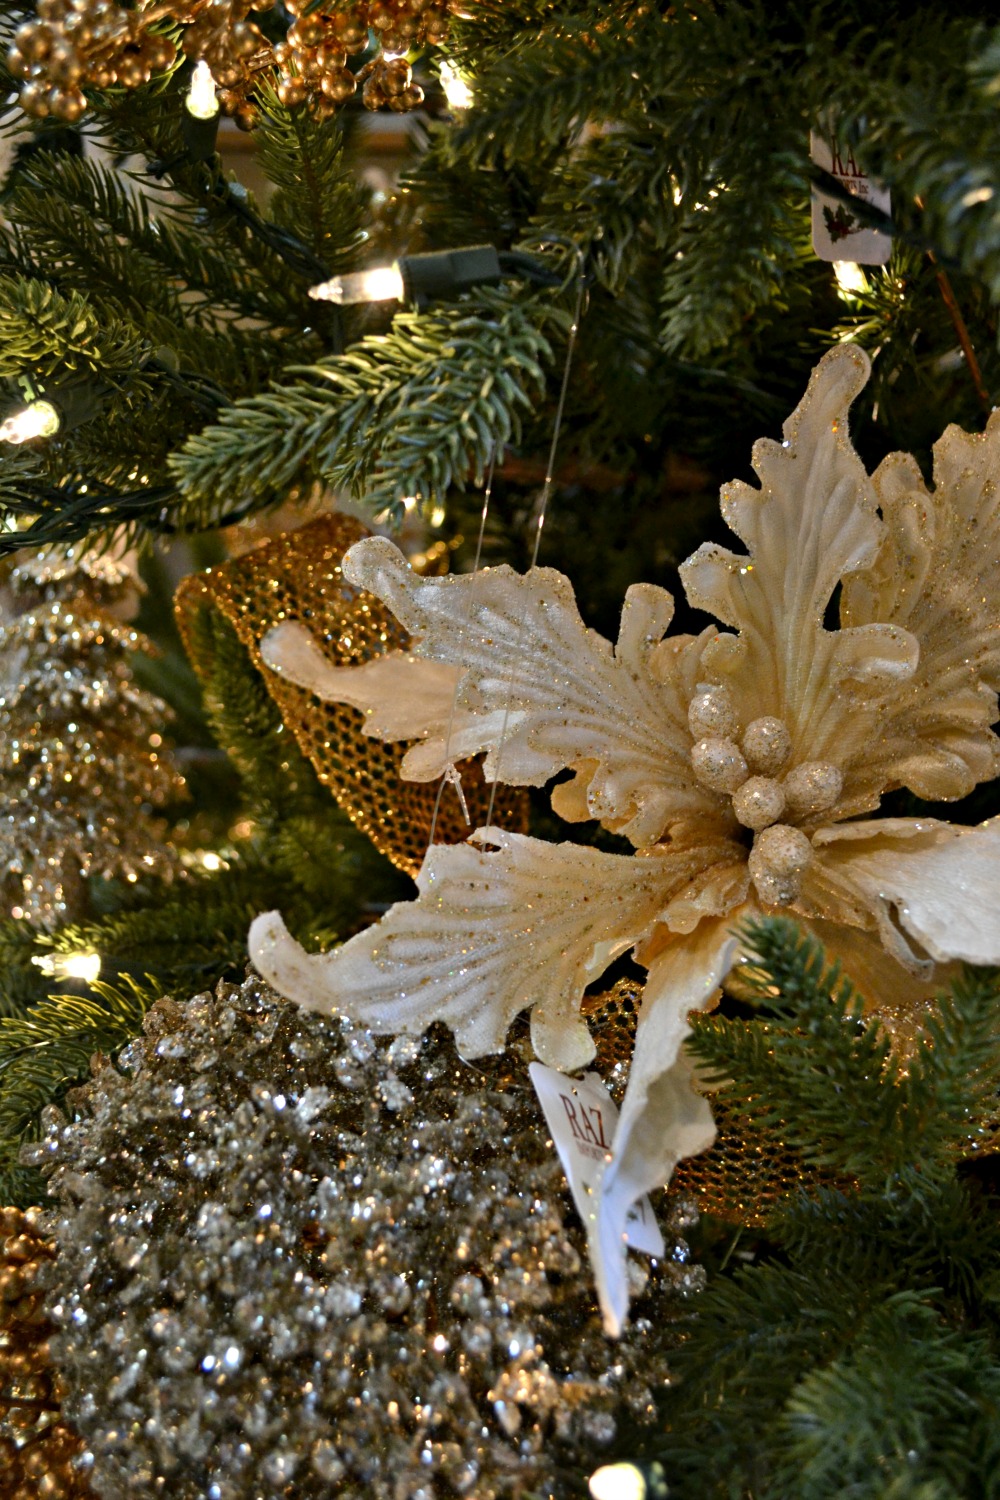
[250,345,1000,1335]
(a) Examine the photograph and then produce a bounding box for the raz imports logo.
[528,1060,666,1302]
[809,128,892,265]
[558,1090,611,1161]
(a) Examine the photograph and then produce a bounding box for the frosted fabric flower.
[250,346,1000,1334]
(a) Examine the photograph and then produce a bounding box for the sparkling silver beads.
[28,972,698,1499]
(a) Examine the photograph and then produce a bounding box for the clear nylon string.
[425,445,497,853]
[483,255,587,833]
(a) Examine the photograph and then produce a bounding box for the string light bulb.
[32,950,102,984]
[589,1463,648,1500]
[311,263,407,306]
[182,60,222,161]
[0,399,59,444]
[439,58,473,109]
[310,246,507,309]
[186,60,219,121]
[834,260,868,296]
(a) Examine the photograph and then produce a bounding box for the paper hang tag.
[810,131,891,265]
[528,1061,665,1258]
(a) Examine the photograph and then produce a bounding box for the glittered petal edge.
[260,621,462,764]
[338,537,711,845]
[678,345,917,778]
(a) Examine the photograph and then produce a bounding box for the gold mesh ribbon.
[582,980,834,1228]
[584,978,1000,1228]
[175,514,527,875]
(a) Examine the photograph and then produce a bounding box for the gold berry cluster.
[8,0,455,125]
[273,0,448,120]
[0,1206,93,1500]
[8,0,182,122]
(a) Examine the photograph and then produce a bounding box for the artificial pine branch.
[626,918,1000,1497]
[254,93,368,277]
[0,974,159,1203]
[659,178,810,358]
[445,8,669,168]
[692,920,1000,1192]
[171,289,560,522]
[833,20,1000,301]
[0,279,145,380]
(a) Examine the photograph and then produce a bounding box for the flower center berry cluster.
[686,683,842,905]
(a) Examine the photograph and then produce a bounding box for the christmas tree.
[0,2,999,1495]
[0,550,185,930]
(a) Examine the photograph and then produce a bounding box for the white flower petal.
[800,917,962,1021]
[332,537,713,846]
[594,918,737,1336]
[813,817,1000,966]
[839,408,1000,804]
[678,345,919,800]
[261,621,461,752]
[250,829,706,1070]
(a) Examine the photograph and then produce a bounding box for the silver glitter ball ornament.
[28,973,699,1499]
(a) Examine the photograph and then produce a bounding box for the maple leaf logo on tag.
[810,130,891,264]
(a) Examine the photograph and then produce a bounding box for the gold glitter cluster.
[8,0,454,124]
[175,513,526,877]
[0,551,185,930]
[0,1206,93,1500]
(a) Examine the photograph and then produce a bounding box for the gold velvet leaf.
[174,514,527,876]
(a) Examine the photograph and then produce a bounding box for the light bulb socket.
[309,243,569,308]
[16,372,107,434]
[398,245,503,308]
[182,108,220,163]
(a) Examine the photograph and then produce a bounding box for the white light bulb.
[186,61,219,121]
[33,950,102,983]
[0,399,60,444]
[589,1464,647,1500]
[309,263,406,305]
[834,260,868,296]
[439,58,473,110]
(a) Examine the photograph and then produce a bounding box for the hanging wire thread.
[425,445,497,852]
[483,251,587,833]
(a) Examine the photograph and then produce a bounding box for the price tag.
[810,131,891,264]
[529,1061,664,1257]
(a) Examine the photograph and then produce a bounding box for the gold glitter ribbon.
[584,978,1000,1228]
[174,513,528,876]
[582,981,838,1229]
